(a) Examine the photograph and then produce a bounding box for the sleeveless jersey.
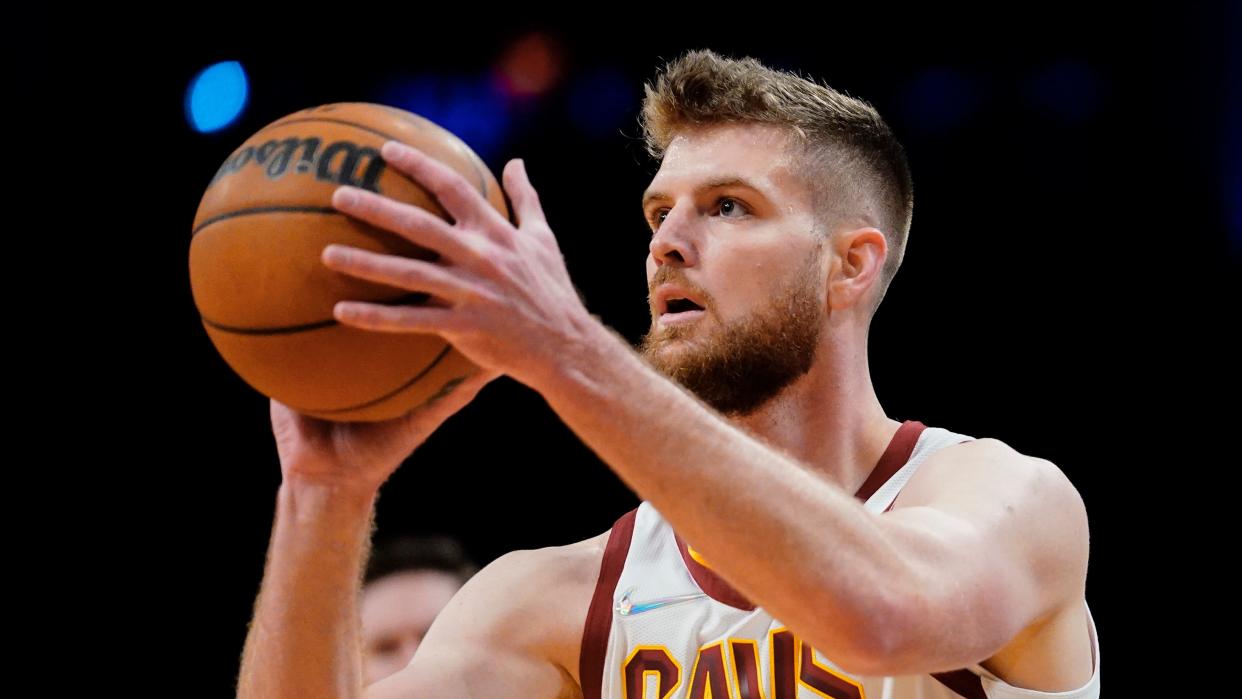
[579,420,1101,699]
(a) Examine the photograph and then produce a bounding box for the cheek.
[716,253,776,299]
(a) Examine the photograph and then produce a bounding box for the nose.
[648,204,699,268]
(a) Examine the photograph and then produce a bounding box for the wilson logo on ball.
[210,137,387,192]
[190,102,511,422]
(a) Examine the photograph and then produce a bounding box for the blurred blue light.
[186,61,248,133]
[1024,61,1103,124]
[900,68,983,133]
[377,75,510,163]
[568,67,635,139]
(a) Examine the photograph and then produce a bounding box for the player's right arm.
[237,483,592,699]
[236,370,502,699]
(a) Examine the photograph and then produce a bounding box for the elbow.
[833,603,946,677]
[827,599,912,676]
[799,581,913,677]
[833,575,1022,677]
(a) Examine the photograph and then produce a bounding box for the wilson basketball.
[190,103,509,421]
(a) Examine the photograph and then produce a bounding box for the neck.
[731,335,900,496]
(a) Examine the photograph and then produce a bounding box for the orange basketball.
[189,103,509,421]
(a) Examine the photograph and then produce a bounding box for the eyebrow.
[641,176,767,212]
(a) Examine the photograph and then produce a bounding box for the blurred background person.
[360,535,479,684]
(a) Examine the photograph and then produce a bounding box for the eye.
[647,197,749,232]
[648,209,668,231]
[717,197,749,219]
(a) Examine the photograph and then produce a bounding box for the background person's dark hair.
[364,535,479,587]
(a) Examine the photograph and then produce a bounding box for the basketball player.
[360,536,478,684]
[237,50,1099,698]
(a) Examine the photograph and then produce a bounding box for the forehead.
[360,571,460,631]
[645,122,810,206]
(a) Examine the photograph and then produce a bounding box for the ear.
[826,227,888,311]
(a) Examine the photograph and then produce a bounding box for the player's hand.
[270,369,498,493]
[321,141,599,389]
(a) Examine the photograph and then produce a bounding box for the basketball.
[189,103,509,422]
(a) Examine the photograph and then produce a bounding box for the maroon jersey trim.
[931,669,988,699]
[580,508,638,699]
[855,420,926,503]
[674,532,757,610]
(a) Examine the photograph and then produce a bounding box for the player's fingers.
[380,141,512,234]
[333,300,461,334]
[321,245,479,304]
[427,368,501,410]
[331,186,483,265]
[503,158,549,228]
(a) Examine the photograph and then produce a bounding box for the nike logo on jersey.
[614,586,708,616]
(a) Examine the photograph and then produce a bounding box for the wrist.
[279,475,379,521]
[527,313,627,397]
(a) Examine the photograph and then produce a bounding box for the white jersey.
[579,421,1101,699]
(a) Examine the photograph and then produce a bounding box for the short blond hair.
[640,49,913,312]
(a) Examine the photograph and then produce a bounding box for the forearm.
[237,479,378,699]
[537,323,908,661]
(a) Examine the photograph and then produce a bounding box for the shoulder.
[366,531,610,698]
[448,530,610,682]
[900,436,1086,517]
[483,530,609,597]
[895,436,1090,600]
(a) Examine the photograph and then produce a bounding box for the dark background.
[28,4,1237,694]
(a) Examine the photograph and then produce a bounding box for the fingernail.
[335,188,357,207]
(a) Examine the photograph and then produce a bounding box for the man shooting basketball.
[237,50,1099,698]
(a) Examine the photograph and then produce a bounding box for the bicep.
[363,548,586,699]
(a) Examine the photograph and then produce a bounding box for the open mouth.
[660,297,706,324]
[665,297,704,314]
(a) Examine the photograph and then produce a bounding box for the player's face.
[639,123,825,415]
[360,570,462,684]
